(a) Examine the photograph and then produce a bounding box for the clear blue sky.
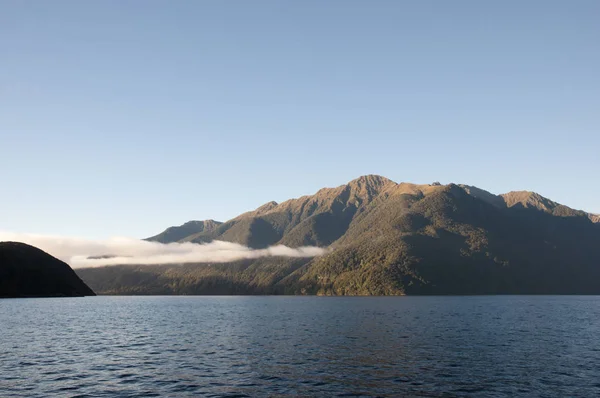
[1,0,598,239]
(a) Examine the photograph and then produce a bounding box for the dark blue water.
[1,296,600,397]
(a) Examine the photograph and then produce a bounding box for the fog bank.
[0,231,328,268]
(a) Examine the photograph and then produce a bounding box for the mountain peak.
[459,184,506,208]
[345,175,396,198]
[255,201,279,213]
[179,219,222,229]
[348,174,395,188]
[501,191,558,212]
[146,219,223,243]
[183,220,218,227]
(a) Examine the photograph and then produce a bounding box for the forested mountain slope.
[78,176,600,295]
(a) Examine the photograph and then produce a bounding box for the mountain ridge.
[79,175,600,295]
[146,219,222,243]
[149,176,598,247]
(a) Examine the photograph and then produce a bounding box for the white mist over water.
[0,231,328,268]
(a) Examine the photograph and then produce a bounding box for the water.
[1,296,600,397]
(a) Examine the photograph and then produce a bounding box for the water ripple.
[1,296,600,397]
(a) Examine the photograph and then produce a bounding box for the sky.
[1,0,599,239]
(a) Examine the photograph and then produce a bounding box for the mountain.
[77,176,600,295]
[1,242,96,298]
[168,175,396,248]
[146,220,222,243]
[461,185,600,221]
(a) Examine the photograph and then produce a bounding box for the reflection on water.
[1,296,600,397]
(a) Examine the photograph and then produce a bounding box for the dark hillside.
[1,242,95,298]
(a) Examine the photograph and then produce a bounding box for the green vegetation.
[77,176,600,295]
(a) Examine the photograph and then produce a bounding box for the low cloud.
[0,232,328,268]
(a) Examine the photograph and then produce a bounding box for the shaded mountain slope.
[146,220,222,243]
[1,242,95,298]
[77,176,600,295]
[289,185,600,295]
[76,257,308,295]
[461,185,598,221]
